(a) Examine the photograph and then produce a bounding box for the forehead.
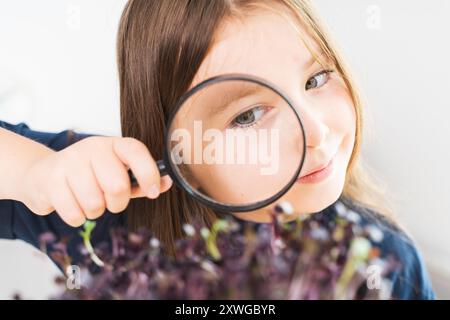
[190,8,320,90]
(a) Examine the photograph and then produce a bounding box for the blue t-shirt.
[0,120,436,300]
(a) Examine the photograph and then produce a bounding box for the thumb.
[130,175,173,199]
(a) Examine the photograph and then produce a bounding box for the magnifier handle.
[128,160,168,188]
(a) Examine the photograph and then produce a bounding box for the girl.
[0,0,435,299]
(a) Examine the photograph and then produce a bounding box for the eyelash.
[305,69,334,91]
[229,105,271,129]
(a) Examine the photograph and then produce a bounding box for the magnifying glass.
[128,74,306,213]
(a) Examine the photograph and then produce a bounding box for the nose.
[296,100,330,149]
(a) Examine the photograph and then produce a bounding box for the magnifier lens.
[166,77,305,211]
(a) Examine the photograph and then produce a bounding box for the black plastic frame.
[152,73,307,213]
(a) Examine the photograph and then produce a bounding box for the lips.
[300,154,335,178]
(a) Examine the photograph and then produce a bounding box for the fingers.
[66,160,106,220]
[29,182,56,216]
[112,138,162,199]
[91,147,131,214]
[40,136,174,227]
[50,175,86,227]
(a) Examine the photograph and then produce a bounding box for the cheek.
[325,82,357,171]
[311,80,356,178]
[323,81,357,138]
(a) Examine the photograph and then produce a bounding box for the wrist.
[10,142,55,203]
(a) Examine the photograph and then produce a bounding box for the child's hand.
[20,136,173,227]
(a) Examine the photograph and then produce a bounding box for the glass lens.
[167,78,305,209]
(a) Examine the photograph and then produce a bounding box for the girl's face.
[184,9,356,223]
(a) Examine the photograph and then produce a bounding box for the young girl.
[0,0,435,299]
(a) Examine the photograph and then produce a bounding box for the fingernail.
[161,175,173,187]
[148,184,160,199]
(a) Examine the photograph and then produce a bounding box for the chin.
[293,152,347,215]
[298,186,342,215]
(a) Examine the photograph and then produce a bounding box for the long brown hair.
[117,0,396,256]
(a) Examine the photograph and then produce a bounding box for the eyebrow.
[205,85,265,117]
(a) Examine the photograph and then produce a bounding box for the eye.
[305,70,333,90]
[230,106,267,129]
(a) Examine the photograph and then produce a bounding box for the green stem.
[80,221,105,267]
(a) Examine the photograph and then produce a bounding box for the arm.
[0,124,57,201]
[0,120,99,266]
[0,120,170,267]
[0,120,93,206]
[0,122,172,268]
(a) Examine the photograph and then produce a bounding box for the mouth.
[297,153,336,184]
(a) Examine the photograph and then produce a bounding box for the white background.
[0,0,449,299]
